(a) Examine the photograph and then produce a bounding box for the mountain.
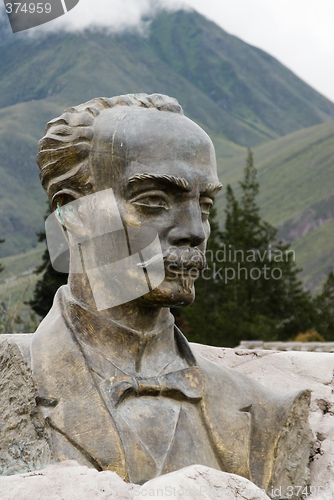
[0,8,334,289]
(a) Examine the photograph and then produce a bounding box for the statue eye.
[132,196,168,210]
[200,198,213,218]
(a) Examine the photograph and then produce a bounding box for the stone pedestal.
[0,461,270,500]
[0,336,51,475]
[192,344,334,496]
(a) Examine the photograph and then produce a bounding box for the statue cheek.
[117,202,143,227]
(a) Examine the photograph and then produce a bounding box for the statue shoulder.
[194,350,270,395]
[194,351,312,490]
[195,349,309,406]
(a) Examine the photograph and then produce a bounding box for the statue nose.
[168,205,206,247]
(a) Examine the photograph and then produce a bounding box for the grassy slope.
[293,219,334,292]
[0,274,39,332]
[0,245,45,332]
[0,244,44,284]
[0,100,60,256]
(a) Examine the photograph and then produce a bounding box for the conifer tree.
[0,239,4,274]
[314,272,334,340]
[221,149,315,343]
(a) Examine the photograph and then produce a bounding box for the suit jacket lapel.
[31,290,128,480]
[195,354,252,480]
[174,328,252,480]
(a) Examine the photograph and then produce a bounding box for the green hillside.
[0,8,334,293]
[0,244,44,333]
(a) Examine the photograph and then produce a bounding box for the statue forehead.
[92,106,215,154]
[90,106,217,190]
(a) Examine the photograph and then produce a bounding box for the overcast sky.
[2,0,334,102]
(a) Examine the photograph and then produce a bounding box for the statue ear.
[51,190,78,212]
[52,190,87,245]
[47,191,86,274]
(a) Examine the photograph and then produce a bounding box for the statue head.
[37,94,222,310]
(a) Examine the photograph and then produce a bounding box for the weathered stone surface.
[192,344,334,493]
[267,389,311,493]
[0,461,134,500]
[139,464,271,499]
[0,339,51,475]
[0,461,270,500]
[0,335,314,495]
[0,334,33,367]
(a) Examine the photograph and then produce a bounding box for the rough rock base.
[0,340,51,475]
[192,345,334,496]
[0,461,270,500]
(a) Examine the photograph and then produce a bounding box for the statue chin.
[140,275,196,308]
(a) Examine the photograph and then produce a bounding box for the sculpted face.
[64,108,221,309]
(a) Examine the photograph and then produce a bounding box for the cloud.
[5,0,188,34]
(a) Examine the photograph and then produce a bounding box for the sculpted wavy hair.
[36,93,184,210]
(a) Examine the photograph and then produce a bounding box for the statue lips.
[163,247,207,280]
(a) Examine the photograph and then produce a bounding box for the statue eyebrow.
[201,182,223,195]
[128,173,192,192]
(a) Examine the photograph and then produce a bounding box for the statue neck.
[63,281,177,376]
[68,270,171,332]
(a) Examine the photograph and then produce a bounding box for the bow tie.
[100,366,203,406]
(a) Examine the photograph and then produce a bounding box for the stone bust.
[0,94,311,491]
